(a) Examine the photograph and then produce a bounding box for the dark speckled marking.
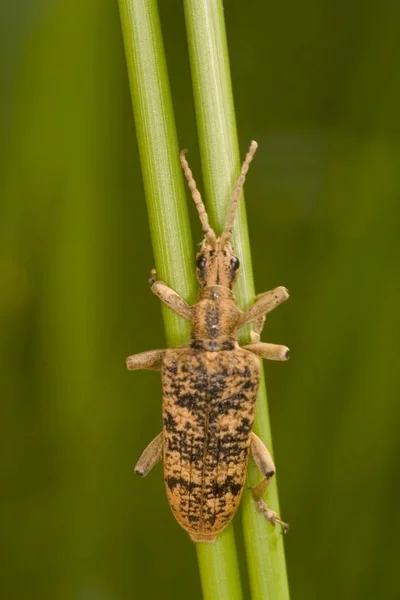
[162,345,260,540]
[167,362,178,374]
[205,304,220,338]
[163,410,177,432]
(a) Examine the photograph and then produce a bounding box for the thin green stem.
[118,0,195,343]
[183,1,290,598]
[118,1,243,598]
[196,528,243,600]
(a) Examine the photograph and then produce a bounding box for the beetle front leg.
[126,349,166,371]
[135,432,163,476]
[244,342,290,361]
[149,269,193,321]
[250,432,288,532]
[239,286,289,340]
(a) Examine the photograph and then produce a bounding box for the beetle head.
[180,141,257,290]
[195,238,239,288]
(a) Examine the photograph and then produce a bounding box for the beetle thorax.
[191,238,242,351]
[191,293,241,351]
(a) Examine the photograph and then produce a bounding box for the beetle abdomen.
[162,346,260,541]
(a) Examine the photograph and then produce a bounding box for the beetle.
[126,141,289,542]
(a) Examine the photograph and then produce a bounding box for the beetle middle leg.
[135,432,163,476]
[249,314,266,343]
[149,269,193,321]
[250,432,289,532]
[244,342,290,361]
[126,349,166,371]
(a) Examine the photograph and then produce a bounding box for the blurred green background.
[1,1,399,599]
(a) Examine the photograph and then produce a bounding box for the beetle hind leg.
[252,488,289,532]
[135,432,163,477]
[250,432,289,532]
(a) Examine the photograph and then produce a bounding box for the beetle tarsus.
[255,499,289,533]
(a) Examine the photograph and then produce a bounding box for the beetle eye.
[196,255,206,271]
[230,256,240,271]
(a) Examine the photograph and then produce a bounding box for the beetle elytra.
[126,141,289,542]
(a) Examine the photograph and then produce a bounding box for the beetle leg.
[126,349,165,371]
[135,432,163,476]
[249,315,266,343]
[239,287,289,333]
[250,432,289,532]
[243,342,290,361]
[149,269,193,321]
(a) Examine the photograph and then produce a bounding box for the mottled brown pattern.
[129,143,289,541]
[162,344,260,542]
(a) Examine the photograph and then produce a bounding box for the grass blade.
[183,1,290,597]
[118,1,243,597]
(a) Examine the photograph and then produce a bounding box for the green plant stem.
[183,1,290,598]
[118,1,243,598]
[118,0,194,343]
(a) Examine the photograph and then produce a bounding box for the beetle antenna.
[180,149,216,244]
[221,141,258,244]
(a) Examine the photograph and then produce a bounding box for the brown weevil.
[126,141,289,542]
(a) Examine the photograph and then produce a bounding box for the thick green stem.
[118,0,243,598]
[183,1,290,598]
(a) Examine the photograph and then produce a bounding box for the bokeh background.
[1,1,399,598]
